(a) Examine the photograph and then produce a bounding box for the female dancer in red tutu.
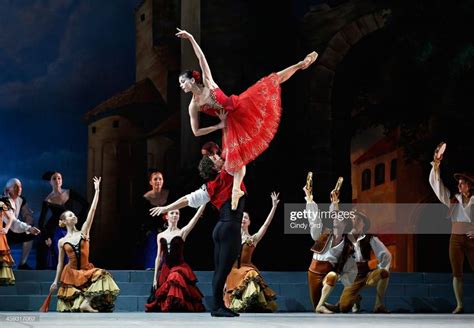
[145,204,207,312]
[176,28,318,209]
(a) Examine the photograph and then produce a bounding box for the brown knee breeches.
[307,260,337,308]
[449,234,474,278]
[338,268,390,313]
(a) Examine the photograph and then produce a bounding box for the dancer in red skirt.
[176,27,318,210]
[145,205,206,312]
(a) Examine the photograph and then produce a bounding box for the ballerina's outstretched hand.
[175,27,193,39]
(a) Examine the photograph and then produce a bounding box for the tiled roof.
[353,132,398,165]
[85,78,164,121]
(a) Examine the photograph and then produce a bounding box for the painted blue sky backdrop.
[0,0,139,215]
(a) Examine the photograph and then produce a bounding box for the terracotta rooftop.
[85,78,164,122]
[353,132,398,165]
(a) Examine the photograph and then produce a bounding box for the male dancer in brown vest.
[304,181,356,314]
[325,210,392,313]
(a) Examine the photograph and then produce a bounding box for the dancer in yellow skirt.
[49,177,120,312]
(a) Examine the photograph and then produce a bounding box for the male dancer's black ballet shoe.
[211,307,237,317]
[223,307,240,317]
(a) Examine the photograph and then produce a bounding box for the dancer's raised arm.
[429,143,451,206]
[81,177,101,237]
[176,28,217,89]
[253,192,279,244]
[181,204,206,241]
[304,185,321,241]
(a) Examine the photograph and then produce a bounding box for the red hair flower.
[192,70,201,83]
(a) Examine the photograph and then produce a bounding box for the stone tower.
[85,0,179,268]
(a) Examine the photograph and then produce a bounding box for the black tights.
[212,197,245,310]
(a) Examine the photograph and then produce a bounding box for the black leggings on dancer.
[212,197,245,310]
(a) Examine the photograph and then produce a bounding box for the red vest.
[206,170,247,209]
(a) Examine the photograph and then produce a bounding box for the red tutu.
[145,262,205,312]
[200,73,282,173]
[145,236,205,312]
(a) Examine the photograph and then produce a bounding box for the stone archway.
[315,10,391,77]
[303,6,392,199]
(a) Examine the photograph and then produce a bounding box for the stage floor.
[1,313,473,327]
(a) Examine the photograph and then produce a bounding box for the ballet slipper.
[79,299,98,313]
[301,51,318,70]
[231,189,245,210]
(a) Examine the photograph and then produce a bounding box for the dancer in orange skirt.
[176,27,318,210]
[49,177,120,312]
[0,197,15,286]
[224,192,279,312]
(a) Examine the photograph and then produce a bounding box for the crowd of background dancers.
[1,28,473,316]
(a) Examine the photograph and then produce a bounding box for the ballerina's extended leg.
[276,51,318,84]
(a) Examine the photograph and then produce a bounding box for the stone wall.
[87,115,147,267]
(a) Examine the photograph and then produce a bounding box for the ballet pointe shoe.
[452,306,464,314]
[79,299,98,313]
[373,305,390,314]
[231,189,245,210]
[301,51,318,70]
[315,305,334,314]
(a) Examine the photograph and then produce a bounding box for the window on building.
[140,13,145,22]
[92,126,96,134]
[113,120,119,128]
[390,158,397,181]
[362,169,371,191]
[375,163,385,186]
